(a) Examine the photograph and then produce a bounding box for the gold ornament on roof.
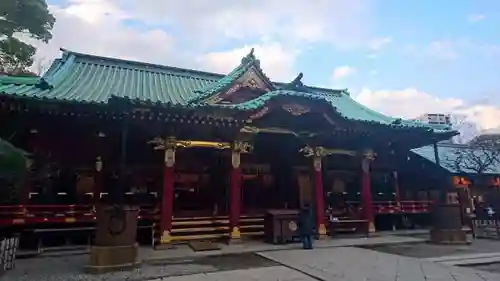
[282,103,310,116]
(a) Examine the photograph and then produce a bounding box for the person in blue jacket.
[299,203,314,249]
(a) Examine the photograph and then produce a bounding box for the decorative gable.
[192,48,276,105]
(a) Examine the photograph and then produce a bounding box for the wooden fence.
[0,235,19,275]
[472,219,500,240]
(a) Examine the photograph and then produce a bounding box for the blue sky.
[321,0,499,102]
[39,0,500,130]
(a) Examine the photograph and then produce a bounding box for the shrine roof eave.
[203,89,456,135]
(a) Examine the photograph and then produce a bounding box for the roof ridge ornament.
[281,72,314,93]
[241,48,256,64]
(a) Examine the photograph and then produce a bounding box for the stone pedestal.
[86,205,140,274]
[429,229,470,245]
[429,204,470,245]
[84,243,141,274]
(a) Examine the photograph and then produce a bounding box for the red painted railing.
[346,200,433,215]
[0,200,433,227]
[0,204,158,226]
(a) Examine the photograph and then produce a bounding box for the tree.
[444,136,500,175]
[0,138,28,204]
[0,0,55,75]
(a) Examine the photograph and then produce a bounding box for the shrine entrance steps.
[152,214,264,247]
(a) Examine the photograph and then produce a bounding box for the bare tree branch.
[443,135,500,175]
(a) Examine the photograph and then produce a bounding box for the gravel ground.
[2,253,278,281]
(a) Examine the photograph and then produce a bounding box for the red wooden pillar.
[313,152,327,236]
[160,137,175,244]
[229,142,243,241]
[93,156,104,206]
[22,130,38,204]
[393,171,401,205]
[361,151,375,233]
[21,158,33,205]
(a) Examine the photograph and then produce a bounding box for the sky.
[26,0,500,133]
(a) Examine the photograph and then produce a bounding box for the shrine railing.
[0,204,158,226]
[472,219,500,240]
[346,200,433,215]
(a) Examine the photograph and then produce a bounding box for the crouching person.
[299,203,313,250]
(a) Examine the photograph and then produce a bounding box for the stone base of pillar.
[160,230,172,244]
[154,230,174,250]
[316,223,328,240]
[228,227,242,244]
[368,221,376,233]
[84,243,140,274]
[429,229,470,245]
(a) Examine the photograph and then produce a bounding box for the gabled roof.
[411,143,500,174]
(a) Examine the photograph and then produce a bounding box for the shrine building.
[1,48,474,247]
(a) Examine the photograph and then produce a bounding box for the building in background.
[415,113,479,144]
[416,113,451,125]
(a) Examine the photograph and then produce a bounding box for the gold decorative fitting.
[149,137,233,151]
[165,149,175,167]
[95,156,103,172]
[300,145,356,158]
[313,156,322,171]
[160,230,172,244]
[230,227,241,239]
[282,103,310,116]
[249,107,270,120]
[318,223,327,235]
[243,78,260,89]
[176,140,231,150]
[363,149,376,160]
[232,140,253,153]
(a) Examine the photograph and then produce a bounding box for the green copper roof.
[412,144,500,174]
[0,50,221,105]
[0,48,456,134]
[209,78,452,131]
[0,49,332,105]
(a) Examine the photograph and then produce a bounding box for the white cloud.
[467,14,486,23]
[196,44,299,81]
[354,88,500,131]
[21,1,178,68]
[369,37,392,51]
[15,0,378,81]
[110,0,374,48]
[332,66,356,80]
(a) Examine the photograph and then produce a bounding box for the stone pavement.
[150,266,316,281]
[426,252,500,265]
[141,235,424,261]
[259,247,500,281]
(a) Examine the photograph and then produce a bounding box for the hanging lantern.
[491,177,500,188]
[452,176,471,188]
